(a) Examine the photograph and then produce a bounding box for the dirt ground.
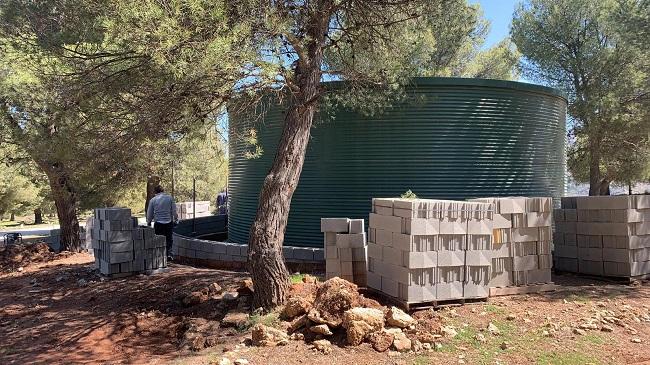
[1,251,650,365]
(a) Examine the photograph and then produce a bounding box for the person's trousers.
[154,222,174,256]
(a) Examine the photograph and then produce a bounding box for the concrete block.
[324,232,337,246]
[539,226,552,241]
[402,218,439,235]
[464,266,490,298]
[101,207,132,221]
[489,271,513,288]
[381,276,399,298]
[513,255,538,271]
[392,233,435,252]
[492,228,512,244]
[578,247,603,261]
[338,248,353,261]
[211,242,227,254]
[526,212,552,227]
[282,246,294,259]
[294,247,315,261]
[352,261,367,274]
[367,271,381,290]
[231,255,247,262]
[326,245,339,259]
[554,209,565,222]
[369,213,402,233]
[492,214,512,229]
[468,234,492,250]
[436,281,464,300]
[109,240,133,253]
[437,234,467,251]
[336,233,366,248]
[352,247,367,261]
[555,257,578,272]
[341,261,353,276]
[437,250,464,267]
[372,198,395,208]
[492,242,510,258]
[465,251,492,266]
[439,219,466,235]
[467,220,493,235]
[511,242,537,257]
[564,233,577,245]
[382,246,401,263]
[313,248,324,261]
[398,283,423,302]
[556,222,577,234]
[109,251,133,263]
[321,218,350,233]
[402,251,437,269]
[555,245,578,258]
[101,230,132,243]
[374,205,394,216]
[526,269,551,284]
[349,219,365,234]
[497,198,527,214]
[578,259,604,275]
[375,229,393,246]
[367,242,382,260]
[103,219,133,231]
[576,195,636,210]
[538,254,553,269]
[511,227,539,242]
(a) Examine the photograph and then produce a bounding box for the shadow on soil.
[0,261,248,364]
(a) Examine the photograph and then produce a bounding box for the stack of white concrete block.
[91,207,167,277]
[554,196,650,277]
[470,197,553,287]
[321,218,367,286]
[177,201,211,220]
[366,198,493,303]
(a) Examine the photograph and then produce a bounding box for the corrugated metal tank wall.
[228,78,567,247]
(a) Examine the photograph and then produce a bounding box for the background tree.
[511,0,649,195]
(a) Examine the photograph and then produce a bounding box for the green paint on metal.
[228,77,567,247]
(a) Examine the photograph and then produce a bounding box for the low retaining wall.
[172,215,325,272]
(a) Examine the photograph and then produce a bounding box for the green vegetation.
[244,312,281,331]
[411,354,430,365]
[401,190,419,199]
[512,0,650,195]
[484,304,506,314]
[536,351,602,365]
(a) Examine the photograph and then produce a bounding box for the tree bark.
[42,163,82,252]
[34,208,43,224]
[145,175,161,213]
[247,0,332,310]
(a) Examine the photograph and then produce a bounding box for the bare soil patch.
[1,252,649,365]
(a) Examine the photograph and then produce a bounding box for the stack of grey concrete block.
[470,197,553,287]
[366,198,493,303]
[321,218,367,286]
[177,201,211,220]
[91,207,167,277]
[554,195,650,277]
[174,238,248,263]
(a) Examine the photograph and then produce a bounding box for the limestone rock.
[282,297,313,320]
[222,292,239,302]
[441,326,458,338]
[310,278,361,328]
[573,328,586,336]
[288,314,309,333]
[251,324,289,347]
[601,325,614,332]
[234,359,249,365]
[475,333,487,343]
[218,359,231,365]
[342,307,385,346]
[208,282,223,295]
[392,331,412,352]
[385,306,416,328]
[369,330,394,352]
[310,324,333,336]
[302,274,317,284]
[312,339,332,354]
[487,322,500,336]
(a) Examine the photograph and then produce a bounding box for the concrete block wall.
[469,197,553,288]
[321,218,367,286]
[91,207,167,277]
[367,198,493,303]
[176,201,212,220]
[555,195,650,277]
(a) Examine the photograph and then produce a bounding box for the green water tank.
[228,78,567,247]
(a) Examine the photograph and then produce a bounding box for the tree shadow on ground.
[0,260,248,364]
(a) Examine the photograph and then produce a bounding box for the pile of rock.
[260,277,423,353]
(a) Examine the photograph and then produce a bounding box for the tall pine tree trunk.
[247,0,332,310]
[42,162,82,252]
[145,175,161,213]
[34,208,43,224]
[10,212,15,221]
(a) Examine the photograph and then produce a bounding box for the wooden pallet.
[554,270,650,284]
[488,283,559,297]
[362,287,487,312]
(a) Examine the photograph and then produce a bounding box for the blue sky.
[473,0,521,48]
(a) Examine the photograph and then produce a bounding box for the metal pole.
[192,177,196,234]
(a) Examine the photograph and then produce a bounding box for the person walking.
[146,185,178,260]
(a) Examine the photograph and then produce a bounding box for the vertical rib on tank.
[229,77,567,248]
